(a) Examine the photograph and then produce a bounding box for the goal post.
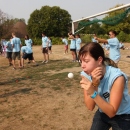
[72,3,130,34]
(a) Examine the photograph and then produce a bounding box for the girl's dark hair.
[76,34,80,38]
[25,35,29,40]
[108,30,117,36]
[78,42,118,68]
[71,34,75,38]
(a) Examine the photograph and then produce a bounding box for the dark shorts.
[22,53,33,60]
[12,52,20,60]
[48,46,52,50]
[70,49,76,52]
[42,47,48,54]
[6,52,12,59]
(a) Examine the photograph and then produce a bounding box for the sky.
[0,0,130,23]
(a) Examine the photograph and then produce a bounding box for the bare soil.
[0,44,130,130]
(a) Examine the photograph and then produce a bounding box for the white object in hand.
[68,73,74,78]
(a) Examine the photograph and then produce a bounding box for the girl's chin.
[84,71,91,75]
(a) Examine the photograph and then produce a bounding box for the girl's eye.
[85,61,89,63]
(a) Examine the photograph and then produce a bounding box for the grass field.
[0,44,130,130]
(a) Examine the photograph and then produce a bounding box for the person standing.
[1,38,7,57]
[11,32,22,69]
[25,35,33,48]
[92,34,98,43]
[24,35,36,63]
[79,42,130,130]
[61,36,68,54]
[41,32,49,63]
[68,33,77,62]
[48,37,52,54]
[75,34,82,61]
[94,30,121,66]
[5,37,13,66]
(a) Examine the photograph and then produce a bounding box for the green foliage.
[117,31,126,42]
[27,6,72,38]
[80,34,92,43]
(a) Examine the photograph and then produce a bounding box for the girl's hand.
[80,76,95,95]
[91,67,103,87]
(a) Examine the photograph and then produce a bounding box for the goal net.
[72,3,130,34]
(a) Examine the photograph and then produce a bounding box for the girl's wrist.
[90,91,98,99]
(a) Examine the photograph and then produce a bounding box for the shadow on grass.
[0,77,32,85]
[0,88,32,98]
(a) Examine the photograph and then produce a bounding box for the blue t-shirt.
[62,38,68,45]
[11,37,21,52]
[107,37,120,61]
[119,42,124,49]
[70,39,76,49]
[21,46,32,54]
[81,66,130,115]
[76,38,81,51]
[25,39,32,48]
[92,38,98,43]
[6,41,12,52]
[42,36,48,48]
[48,39,52,47]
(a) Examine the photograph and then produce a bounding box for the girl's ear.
[98,56,103,65]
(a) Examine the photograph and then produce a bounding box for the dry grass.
[0,44,130,130]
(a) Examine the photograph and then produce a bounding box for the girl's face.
[75,35,78,38]
[80,53,102,75]
[109,31,115,38]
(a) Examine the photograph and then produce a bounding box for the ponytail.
[104,57,118,68]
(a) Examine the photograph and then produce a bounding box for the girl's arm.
[83,89,96,110]
[95,37,108,44]
[82,76,125,118]
[93,76,124,118]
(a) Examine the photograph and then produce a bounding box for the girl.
[75,34,82,61]
[94,30,120,66]
[48,37,52,54]
[68,33,77,62]
[79,42,130,130]
[25,35,35,63]
[25,35,33,48]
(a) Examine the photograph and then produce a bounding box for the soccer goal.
[72,3,130,34]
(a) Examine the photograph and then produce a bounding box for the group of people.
[79,30,130,130]
[61,33,82,62]
[1,30,130,129]
[0,33,36,69]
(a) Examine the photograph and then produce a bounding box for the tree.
[0,9,26,38]
[27,6,72,38]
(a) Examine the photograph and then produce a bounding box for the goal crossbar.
[72,3,130,34]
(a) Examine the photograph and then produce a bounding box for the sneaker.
[45,61,48,63]
[42,60,46,63]
[13,67,16,70]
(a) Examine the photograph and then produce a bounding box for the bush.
[80,34,92,43]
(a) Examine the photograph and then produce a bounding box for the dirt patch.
[0,44,130,130]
